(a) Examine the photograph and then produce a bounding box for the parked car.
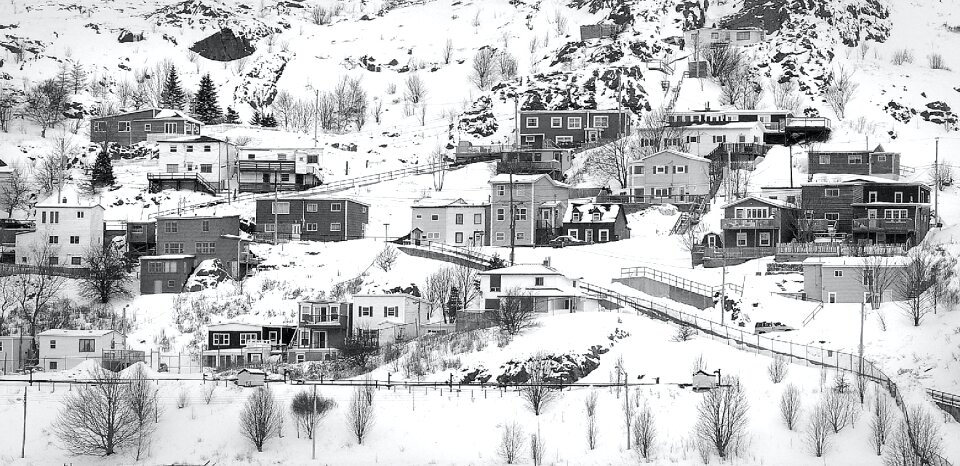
[754,321,794,334]
[549,235,583,248]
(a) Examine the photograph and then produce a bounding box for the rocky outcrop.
[189,28,255,62]
[117,29,144,43]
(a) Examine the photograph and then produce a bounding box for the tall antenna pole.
[935,137,940,227]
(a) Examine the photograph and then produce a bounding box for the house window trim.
[525,117,539,128]
[550,117,562,128]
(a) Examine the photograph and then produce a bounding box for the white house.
[352,294,430,345]
[626,149,712,202]
[15,184,105,267]
[37,329,127,371]
[410,198,490,246]
[236,147,324,193]
[154,135,237,192]
[237,368,267,387]
[0,335,33,374]
[683,27,765,50]
[477,263,604,314]
[673,122,766,158]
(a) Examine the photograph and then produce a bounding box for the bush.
[694,376,749,459]
[891,48,914,65]
[53,366,141,456]
[498,422,524,464]
[928,53,949,70]
[290,390,336,439]
[767,355,788,383]
[347,386,375,444]
[806,402,832,457]
[780,384,802,430]
[239,386,283,452]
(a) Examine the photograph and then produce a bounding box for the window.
[867,209,878,219]
[426,232,440,240]
[79,339,95,353]
[736,31,750,40]
[736,233,748,247]
[524,135,536,143]
[652,187,670,198]
[848,154,862,164]
[385,306,399,317]
[164,262,177,273]
[568,117,582,129]
[331,203,342,212]
[272,202,290,214]
[455,214,464,224]
[330,223,342,231]
[48,256,58,265]
[474,213,482,224]
[497,185,506,196]
[824,212,840,221]
[203,145,212,153]
[516,232,525,240]
[496,208,505,221]
[49,339,57,349]
[592,212,602,222]
[711,32,720,39]
[49,361,58,370]
[877,155,887,162]
[164,122,177,133]
[515,208,527,221]
[550,117,562,128]
[307,154,319,164]
[247,154,255,160]
[280,174,290,182]
[48,235,59,244]
[186,145,194,153]
[894,192,903,203]
[166,279,176,288]
[147,261,163,273]
[239,333,258,346]
[164,221,178,233]
[759,232,771,247]
[834,270,843,277]
[686,135,699,143]
[593,116,609,128]
[306,203,318,213]
[200,164,212,173]
[94,121,105,132]
[455,232,464,243]
[567,230,579,240]
[264,223,276,232]
[535,277,545,286]
[862,269,874,287]
[632,165,643,175]
[598,229,609,242]
[868,191,878,203]
[71,257,82,265]
[735,207,769,219]
[69,235,79,244]
[212,333,229,345]
[884,209,908,219]
[495,232,505,241]
[196,242,216,254]
[824,188,840,197]
[573,212,582,222]
[828,292,837,304]
[675,165,687,174]
[164,243,184,254]
[118,121,130,132]
[525,117,539,128]
[712,135,727,144]
[556,135,574,144]
[306,223,318,231]
[654,165,667,174]
[819,154,830,164]
[359,306,373,317]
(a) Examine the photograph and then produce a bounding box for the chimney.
[543,257,551,268]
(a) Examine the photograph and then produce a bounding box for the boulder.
[184,259,232,292]
[190,28,255,62]
[117,29,144,43]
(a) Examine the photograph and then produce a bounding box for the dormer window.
[592,212,602,222]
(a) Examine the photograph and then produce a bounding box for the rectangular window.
[164,122,177,133]
[50,339,56,349]
[41,211,45,223]
[264,223,277,233]
[598,229,610,242]
[525,117,539,128]
[568,117,582,129]
[736,31,751,40]
[592,212,602,222]
[455,232,464,243]
[272,202,290,214]
[495,232,505,241]
[834,270,843,277]
[687,135,699,143]
[497,185,506,196]
[848,154,863,164]
[455,214,464,224]
[331,203,342,212]
[894,192,903,203]
[593,116,609,128]
[824,188,840,197]
[200,164,212,173]
[736,233,748,247]
[163,243,184,254]
[359,306,373,317]
[515,208,527,221]
[186,145,194,153]
[164,262,177,273]
[239,333,258,346]
[52,212,59,223]
[819,154,830,164]
[148,262,163,273]
[166,279,176,288]
[877,155,887,162]
[884,209,908,219]
[79,339,95,353]
[496,208,505,221]
[280,174,290,182]
[759,232,771,247]
[69,235,79,244]
[431,214,440,221]
[305,203,319,213]
[632,165,643,175]
[49,236,58,244]
[824,213,840,221]
[164,221,178,233]
[568,230,579,240]
[550,117,562,128]
[868,192,878,203]
[94,121,105,132]
[330,223,342,231]
[556,135,574,144]
[77,211,84,219]
[516,232,525,240]
[474,213,482,224]
[675,165,687,174]
[49,361,58,370]
[203,145,212,152]
[70,257,82,265]
[196,242,216,254]
[654,165,667,174]
[306,223,318,231]
[118,121,130,132]
[212,333,229,345]
[385,306,399,317]
[534,276,545,286]
[524,135,536,143]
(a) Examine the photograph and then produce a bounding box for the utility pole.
[623,368,630,450]
[311,383,317,460]
[509,172,516,264]
[313,89,319,149]
[935,137,940,227]
[720,255,727,325]
[788,145,793,188]
[383,223,390,243]
[273,170,279,245]
[21,386,26,458]
[858,301,865,375]
[514,97,519,148]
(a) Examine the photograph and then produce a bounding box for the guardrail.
[397,239,511,268]
[619,266,742,297]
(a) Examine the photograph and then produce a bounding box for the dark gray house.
[519,109,631,149]
[254,198,369,242]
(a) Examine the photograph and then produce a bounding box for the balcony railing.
[721,218,779,229]
[701,246,777,259]
[852,218,914,232]
[299,316,344,327]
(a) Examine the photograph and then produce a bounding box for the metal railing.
[700,246,777,259]
[147,172,218,194]
[397,239,511,268]
[853,218,913,231]
[776,243,908,257]
[619,266,742,297]
[801,302,826,327]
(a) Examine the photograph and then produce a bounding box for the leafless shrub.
[498,421,524,464]
[694,376,749,459]
[585,390,599,449]
[780,384,802,431]
[870,388,893,456]
[374,245,399,271]
[806,402,833,457]
[822,390,855,433]
[854,372,868,405]
[498,51,519,80]
[202,384,216,405]
[520,355,561,416]
[347,386,375,444]
[371,99,383,124]
[633,401,656,460]
[386,82,397,95]
[767,355,788,383]
[890,48,914,65]
[768,79,804,114]
[470,48,499,90]
[491,288,536,335]
[310,4,331,25]
[291,390,336,439]
[404,73,428,105]
[884,405,944,465]
[442,38,454,64]
[177,388,190,409]
[672,323,697,342]
[824,65,859,120]
[530,433,546,466]
[897,245,937,326]
[553,10,568,36]
[240,386,283,452]
[126,364,158,460]
[691,354,708,373]
[927,53,949,70]
[529,36,539,54]
[53,366,140,456]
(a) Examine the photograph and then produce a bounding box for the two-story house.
[288,300,353,363]
[139,254,196,294]
[409,198,490,246]
[126,220,158,258]
[149,135,238,194]
[90,108,202,146]
[488,174,571,246]
[626,149,712,203]
[801,179,931,246]
[478,263,604,314]
[0,335,34,373]
[352,294,429,346]
[496,148,573,181]
[201,323,296,368]
[236,147,323,193]
[683,27,765,50]
[14,185,105,267]
[519,109,631,149]
[155,215,254,277]
[666,107,831,145]
[37,329,140,371]
[561,201,630,243]
[802,256,910,304]
[807,145,900,180]
[0,219,34,263]
[718,196,798,259]
[255,198,369,243]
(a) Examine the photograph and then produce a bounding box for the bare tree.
[202,384,216,405]
[767,355,789,383]
[126,364,158,460]
[498,421,524,464]
[54,366,139,455]
[497,51,519,80]
[520,354,561,416]
[530,433,546,466]
[552,10,568,36]
[371,99,383,124]
[80,244,132,304]
[34,138,73,195]
[870,388,893,456]
[490,288,536,335]
[858,255,899,310]
[694,376,750,459]
[584,136,636,190]
[885,405,944,465]
[721,69,764,110]
[0,165,34,217]
[0,82,21,132]
[637,107,686,154]
[374,245,399,271]
[17,241,67,344]
[470,48,499,90]
[633,401,657,460]
[442,38,454,65]
[271,90,295,130]
[290,390,336,439]
[896,245,936,326]
[706,43,745,83]
[431,145,446,191]
[404,73,428,105]
[453,257,479,313]
[768,79,804,113]
[347,386,375,444]
[239,386,283,452]
[806,402,832,457]
[585,391,598,450]
[310,4,330,25]
[672,323,697,342]
[822,390,855,434]
[780,384,802,431]
[928,245,959,313]
[824,65,859,120]
[23,79,67,138]
[422,266,455,322]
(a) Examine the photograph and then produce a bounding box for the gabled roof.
[479,264,563,276]
[639,149,709,163]
[680,122,767,131]
[39,329,119,337]
[207,323,263,331]
[156,135,229,144]
[140,254,196,260]
[723,196,796,210]
[563,202,623,223]
[261,197,371,208]
[238,368,266,375]
[352,293,429,303]
[412,198,488,208]
[35,184,103,209]
[809,143,888,154]
[488,173,571,188]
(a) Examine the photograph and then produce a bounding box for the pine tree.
[69,60,87,95]
[260,113,278,127]
[91,150,115,188]
[249,110,263,126]
[159,65,186,110]
[192,74,223,124]
[224,106,241,124]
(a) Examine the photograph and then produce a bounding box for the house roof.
[139,254,196,261]
[265,197,371,208]
[34,184,103,209]
[38,329,119,337]
[157,214,241,221]
[801,256,911,267]
[238,368,266,375]
[722,196,796,209]
[152,109,202,125]
[412,198,488,208]
[207,323,263,331]
[501,286,583,298]
[563,202,623,223]
[851,202,930,207]
[681,122,766,131]
[804,175,927,186]
[156,135,229,144]
[479,264,563,276]
[519,109,627,114]
[488,173,571,188]
[352,293,429,303]
[639,149,709,163]
[670,108,791,115]
[693,369,714,376]
[809,143,888,154]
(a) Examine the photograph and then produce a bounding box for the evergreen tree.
[159,65,186,110]
[91,150,115,188]
[249,109,263,126]
[224,106,241,124]
[69,60,88,95]
[260,113,278,127]
[446,287,462,322]
[192,74,223,124]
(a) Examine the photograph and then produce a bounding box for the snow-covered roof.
[801,256,911,267]
[239,368,266,375]
[156,135,229,144]
[353,293,429,302]
[670,108,791,115]
[140,254,196,260]
[804,175,926,186]
[412,198,488,208]
[809,143,888,153]
[488,173,570,188]
[207,323,263,331]
[479,264,562,276]
[35,185,103,209]
[563,202,623,223]
[153,109,202,125]
[723,196,796,210]
[503,286,583,297]
[639,149,709,163]
[681,122,766,131]
[38,329,119,337]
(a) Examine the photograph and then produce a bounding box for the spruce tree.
[224,107,241,124]
[91,150,115,188]
[192,73,223,124]
[249,110,263,126]
[260,113,278,127]
[446,287,462,322]
[159,65,186,110]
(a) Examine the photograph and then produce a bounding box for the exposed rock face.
[184,259,232,292]
[117,29,144,43]
[190,28,255,62]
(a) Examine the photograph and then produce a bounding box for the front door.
[291,224,301,240]
[473,231,484,246]
[311,331,326,349]
[585,229,594,243]
[539,208,552,228]
[154,280,163,294]
[587,130,599,142]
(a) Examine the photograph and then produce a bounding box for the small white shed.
[237,368,267,387]
[692,370,717,390]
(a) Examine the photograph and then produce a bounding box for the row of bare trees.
[420,262,480,324]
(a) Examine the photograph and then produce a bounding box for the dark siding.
[156,216,240,265]
[519,111,630,147]
[255,199,368,242]
[139,257,195,294]
[90,110,157,145]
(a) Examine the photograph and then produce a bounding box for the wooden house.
[90,108,202,146]
[237,368,266,387]
[519,109,631,149]
[807,145,900,180]
[561,201,630,243]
